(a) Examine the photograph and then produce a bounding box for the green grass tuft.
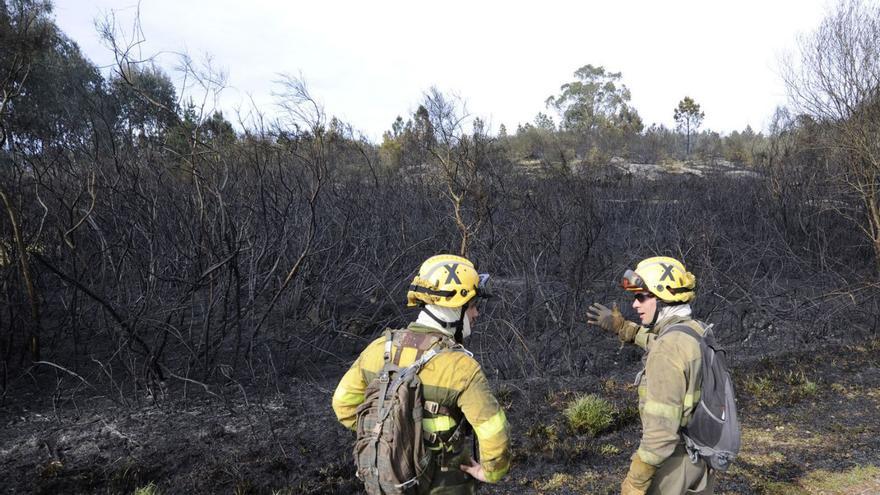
[801,464,880,493]
[743,368,821,407]
[133,483,162,495]
[564,394,616,436]
[599,443,621,456]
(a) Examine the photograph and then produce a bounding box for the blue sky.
[52,0,833,142]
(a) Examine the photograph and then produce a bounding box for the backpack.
[667,322,741,472]
[353,330,448,494]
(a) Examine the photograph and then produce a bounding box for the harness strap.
[424,400,458,417]
[430,418,472,471]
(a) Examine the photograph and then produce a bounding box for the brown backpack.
[353,330,449,494]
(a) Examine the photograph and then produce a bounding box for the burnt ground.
[1,336,879,495]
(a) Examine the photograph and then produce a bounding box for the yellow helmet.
[621,256,696,303]
[406,254,485,308]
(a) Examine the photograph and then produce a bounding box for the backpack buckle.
[424,401,440,414]
[395,478,419,489]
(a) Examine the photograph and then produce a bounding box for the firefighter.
[588,256,714,495]
[332,254,511,494]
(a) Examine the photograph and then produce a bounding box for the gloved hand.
[587,302,640,342]
[621,454,657,495]
[587,302,623,333]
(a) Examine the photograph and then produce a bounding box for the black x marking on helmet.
[444,264,462,284]
[659,263,675,281]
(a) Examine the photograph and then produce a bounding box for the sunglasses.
[633,293,655,303]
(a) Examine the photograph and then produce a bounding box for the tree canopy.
[673,96,705,156]
[545,64,643,135]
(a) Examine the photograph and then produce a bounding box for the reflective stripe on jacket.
[332,323,511,483]
[635,316,704,467]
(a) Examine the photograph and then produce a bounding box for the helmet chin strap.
[646,300,663,329]
[421,305,470,344]
[422,307,461,329]
[646,300,689,328]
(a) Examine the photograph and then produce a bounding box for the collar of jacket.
[654,304,692,330]
[653,304,694,336]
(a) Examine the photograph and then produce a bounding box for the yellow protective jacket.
[332,323,511,484]
[633,315,705,467]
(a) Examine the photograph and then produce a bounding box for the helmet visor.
[621,269,647,292]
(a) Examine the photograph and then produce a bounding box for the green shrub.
[564,394,616,436]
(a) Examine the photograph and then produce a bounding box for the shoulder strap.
[377,347,444,423]
[664,318,717,341]
[662,321,721,360]
[665,322,704,342]
[376,330,401,420]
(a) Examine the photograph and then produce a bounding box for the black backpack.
[668,322,741,471]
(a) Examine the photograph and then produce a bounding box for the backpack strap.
[382,346,443,406]
[376,330,398,417]
[665,322,703,342]
[665,320,721,352]
[662,321,718,369]
[653,315,692,336]
[369,330,398,474]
